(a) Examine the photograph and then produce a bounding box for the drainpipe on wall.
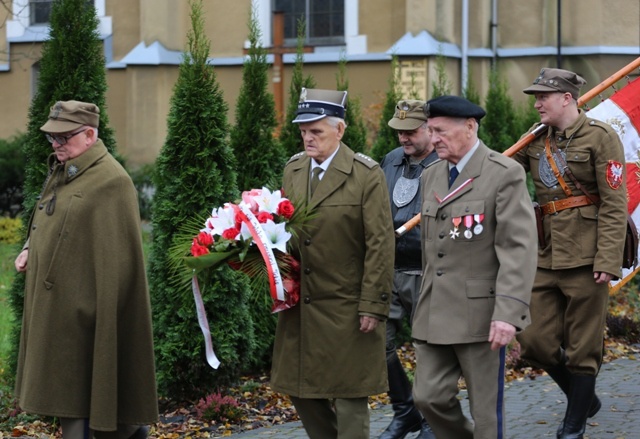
[461,0,469,93]
[491,0,498,68]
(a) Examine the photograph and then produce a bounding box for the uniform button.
[438,251,444,258]
[304,239,311,246]
[32,225,37,230]
[553,196,559,201]
[440,213,447,220]
[304,297,311,304]
[304,268,311,274]
[489,288,495,294]
[439,232,446,239]
[436,269,443,276]
[38,204,44,210]
[381,293,389,301]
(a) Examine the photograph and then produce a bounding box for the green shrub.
[129,164,156,221]
[0,133,27,219]
[149,0,256,402]
[0,218,22,244]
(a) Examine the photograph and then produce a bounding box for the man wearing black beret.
[411,95,538,438]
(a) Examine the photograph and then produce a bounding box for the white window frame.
[253,0,364,55]
[7,0,110,41]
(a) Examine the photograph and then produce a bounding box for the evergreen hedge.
[148,0,256,401]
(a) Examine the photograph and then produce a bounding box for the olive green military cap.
[388,100,428,131]
[40,100,100,133]
[293,88,347,123]
[523,68,587,100]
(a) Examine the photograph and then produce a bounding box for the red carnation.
[256,211,274,223]
[222,227,240,240]
[197,231,214,247]
[190,238,210,257]
[277,200,295,219]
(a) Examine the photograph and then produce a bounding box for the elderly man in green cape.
[14,100,158,439]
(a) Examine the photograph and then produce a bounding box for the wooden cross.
[266,11,312,125]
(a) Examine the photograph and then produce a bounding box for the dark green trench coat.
[15,140,158,431]
[270,144,395,399]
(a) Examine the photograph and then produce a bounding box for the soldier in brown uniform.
[514,68,628,439]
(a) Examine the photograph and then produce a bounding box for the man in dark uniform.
[378,100,437,439]
[514,68,628,439]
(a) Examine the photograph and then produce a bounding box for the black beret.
[425,95,486,121]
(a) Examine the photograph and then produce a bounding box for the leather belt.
[540,194,599,216]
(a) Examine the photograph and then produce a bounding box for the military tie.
[448,166,459,188]
[310,167,324,196]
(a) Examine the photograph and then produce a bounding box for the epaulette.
[586,117,618,133]
[425,158,442,170]
[487,151,517,169]
[286,151,305,165]
[354,152,377,169]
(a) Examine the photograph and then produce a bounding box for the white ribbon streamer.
[192,275,220,369]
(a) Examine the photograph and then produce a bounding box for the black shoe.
[378,408,422,439]
[557,374,596,439]
[129,426,149,439]
[415,420,436,439]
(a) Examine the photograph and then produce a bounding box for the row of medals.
[450,214,484,240]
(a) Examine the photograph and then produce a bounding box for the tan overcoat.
[270,143,394,398]
[15,140,158,431]
[413,143,537,344]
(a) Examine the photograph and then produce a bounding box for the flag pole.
[395,56,640,238]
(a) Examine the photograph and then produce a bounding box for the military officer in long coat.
[514,68,628,439]
[411,96,537,439]
[270,88,395,439]
[14,101,158,439]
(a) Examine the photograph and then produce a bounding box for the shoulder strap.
[548,137,601,207]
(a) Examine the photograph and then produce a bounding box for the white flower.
[260,220,291,253]
[252,187,285,214]
[204,203,237,236]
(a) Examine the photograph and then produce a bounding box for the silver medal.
[539,148,566,188]
[464,229,473,239]
[393,176,420,208]
[473,224,483,235]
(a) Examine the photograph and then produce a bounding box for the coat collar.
[49,139,109,183]
[289,142,355,209]
[432,141,490,207]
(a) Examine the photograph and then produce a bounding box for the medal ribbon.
[435,178,474,204]
[233,204,285,302]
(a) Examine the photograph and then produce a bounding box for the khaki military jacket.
[270,143,394,398]
[412,143,537,344]
[513,110,628,277]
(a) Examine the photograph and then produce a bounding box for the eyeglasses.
[45,129,88,145]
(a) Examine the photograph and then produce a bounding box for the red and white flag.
[587,76,640,289]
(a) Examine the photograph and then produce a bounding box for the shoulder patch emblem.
[606,160,624,190]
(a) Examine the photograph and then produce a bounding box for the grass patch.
[0,243,17,366]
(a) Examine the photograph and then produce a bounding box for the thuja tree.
[6,0,116,378]
[479,68,521,153]
[336,54,367,153]
[229,8,285,370]
[430,50,452,98]
[370,55,402,162]
[280,18,316,158]
[148,0,256,401]
[231,9,285,190]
